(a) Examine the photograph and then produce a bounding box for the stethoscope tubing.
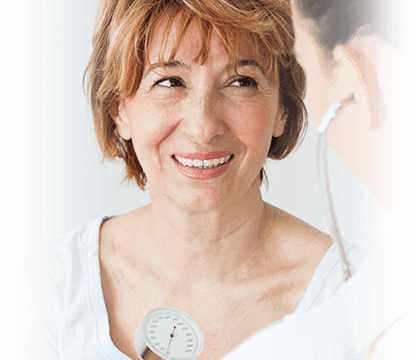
[316,102,352,281]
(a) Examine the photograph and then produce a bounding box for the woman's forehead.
[145,16,260,66]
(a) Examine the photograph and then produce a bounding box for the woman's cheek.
[227,102,274,147]
[131,99,182,145]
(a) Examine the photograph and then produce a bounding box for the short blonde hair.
[84,0,307,190]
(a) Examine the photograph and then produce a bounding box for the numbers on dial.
[145,311,199,358]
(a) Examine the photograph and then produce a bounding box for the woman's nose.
[180,93,225,145]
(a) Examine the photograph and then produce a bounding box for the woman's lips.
[173,151,231,160]
[172,153,233,180]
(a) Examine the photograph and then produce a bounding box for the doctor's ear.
[333,35,390,131]
[332,43,366,91]
[110,98,132,141]
[332,44,356,73]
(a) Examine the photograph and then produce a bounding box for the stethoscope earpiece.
[317,102,343,134]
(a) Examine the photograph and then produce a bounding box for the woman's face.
[114,19,285,211]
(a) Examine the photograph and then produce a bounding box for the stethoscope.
[316,94,355,281]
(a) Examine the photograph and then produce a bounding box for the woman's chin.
[173,188,230,213]
[149,183,231,213]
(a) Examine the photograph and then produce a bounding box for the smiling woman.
[112,19,287,211]
[85,0,307,190]
[38,1,348,360]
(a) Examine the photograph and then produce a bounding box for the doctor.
[292,0,406,357]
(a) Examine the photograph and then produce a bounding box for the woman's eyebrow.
[238,59,266,77]
[142,60,189,79]
[141,59,266,79]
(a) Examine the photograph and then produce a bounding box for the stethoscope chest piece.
[134,307,204,360]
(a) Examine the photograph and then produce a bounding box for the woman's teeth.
[174,155,232,169]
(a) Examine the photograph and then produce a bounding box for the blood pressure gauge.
[134,307,204,360]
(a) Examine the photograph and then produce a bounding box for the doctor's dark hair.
[84,0,307,190]
[295,0,392,53]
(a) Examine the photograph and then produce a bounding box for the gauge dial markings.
[135,307,204,360]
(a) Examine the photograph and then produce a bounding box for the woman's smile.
[173,154,232,168]
[173,153,234,180]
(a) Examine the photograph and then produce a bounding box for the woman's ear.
[110,99,132,141]
[273,106,287,138]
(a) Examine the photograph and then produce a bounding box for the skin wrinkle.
[143,209,269,287]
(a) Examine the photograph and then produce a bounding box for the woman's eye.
[229,77,259,89]
[153,77,184,88]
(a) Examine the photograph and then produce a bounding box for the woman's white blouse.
[38,215,348,359]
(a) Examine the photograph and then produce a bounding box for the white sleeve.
[36,241,65,360]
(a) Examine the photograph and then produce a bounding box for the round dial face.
[136,307,204,360]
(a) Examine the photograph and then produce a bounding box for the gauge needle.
[166,326,176,355]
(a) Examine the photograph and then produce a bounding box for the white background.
[1,0,414,358]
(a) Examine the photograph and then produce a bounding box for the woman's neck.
[134,182,275,289]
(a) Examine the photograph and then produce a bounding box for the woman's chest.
[98,223,318,359]
[103,273,307,360]
[107,302,293,360]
